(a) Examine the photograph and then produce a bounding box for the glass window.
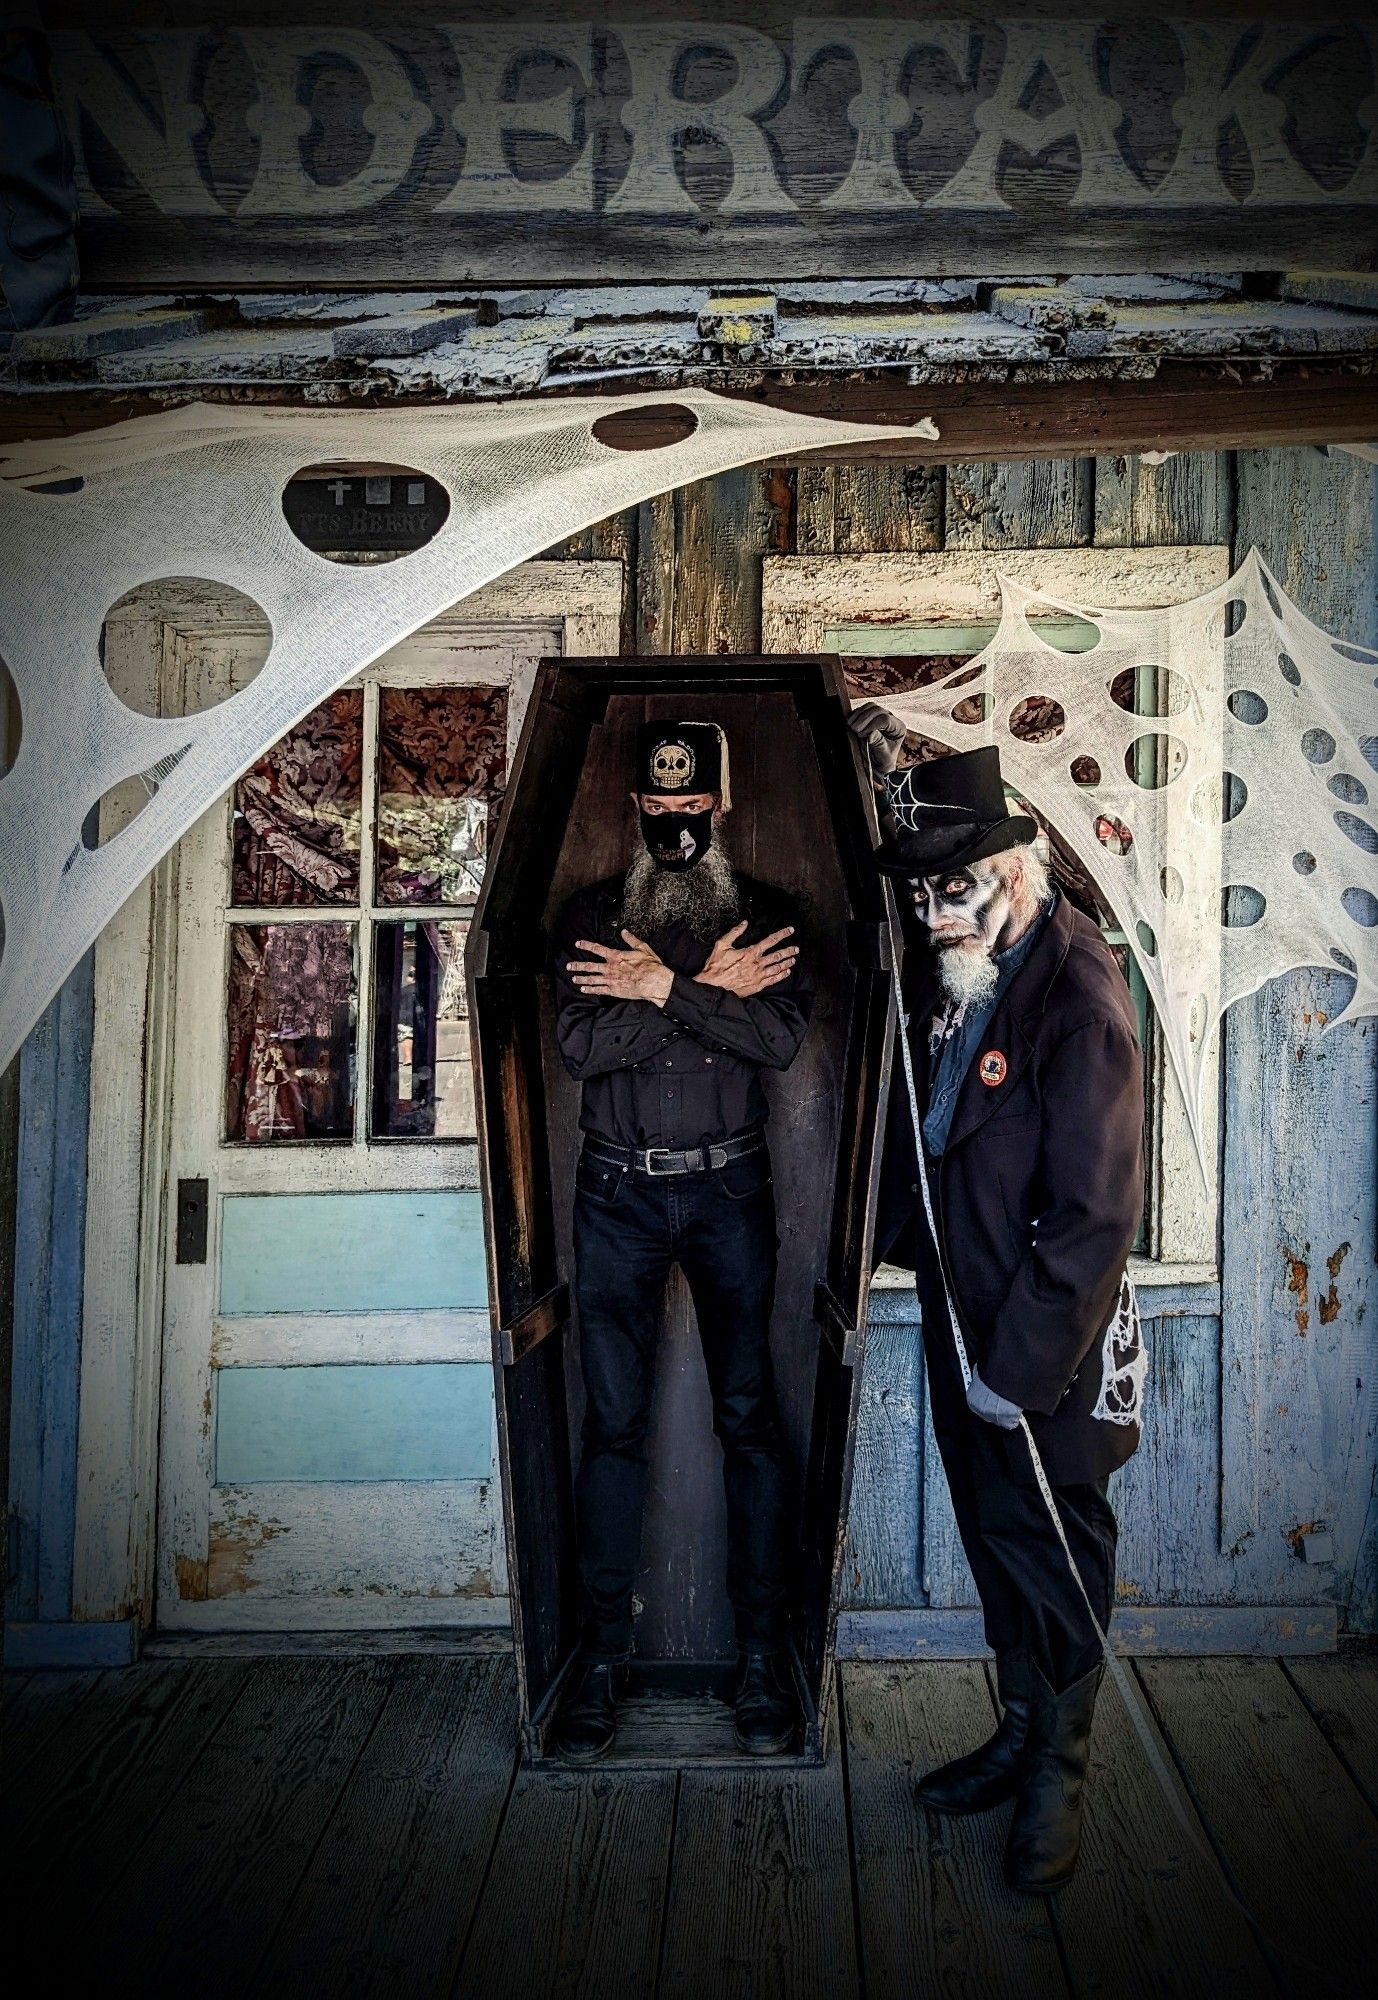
[370,919,473,1139]
[223,678,504,1147]
[376,685,508,905]
[231,689,363,906]
[225,922,357,1142]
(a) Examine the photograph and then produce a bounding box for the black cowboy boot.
[1004,1661,1103,1895]
[733,1650,797,1755]
[552,1655,622,1764]
[916,1647,1033,1814]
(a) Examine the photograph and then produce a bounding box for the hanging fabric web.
[0,390,925,1076]
[881,552,1378,1173]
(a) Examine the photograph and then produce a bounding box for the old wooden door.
[154,618,559,1628]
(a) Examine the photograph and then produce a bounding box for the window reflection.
[376,685,507,905]
[232,691,363,906]
[225,923,357,1142]
[371,920,473,1139]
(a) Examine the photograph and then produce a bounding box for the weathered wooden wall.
[7,443,1375,1653]
[548,442,1378,1645]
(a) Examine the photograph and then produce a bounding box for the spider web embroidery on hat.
[879,552,1377,1176]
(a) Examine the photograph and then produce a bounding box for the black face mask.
[639,805,713,870]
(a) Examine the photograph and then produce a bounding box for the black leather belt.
[582,1129,767,1177]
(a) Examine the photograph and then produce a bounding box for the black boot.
[733,1650,797,1755]
[552,1655,622,1764]
[916,1648,1033,1815]
[1004,1661,1103,1895]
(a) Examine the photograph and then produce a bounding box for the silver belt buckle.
[643,1147,677,1175]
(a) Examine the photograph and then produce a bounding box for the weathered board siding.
[9,442,1375,1650]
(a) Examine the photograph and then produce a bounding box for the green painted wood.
[841,1661,1065,1998]
[214,1362,493,1483]
[659,1752,860,2000]
[91,1657,394,1998]
[455,1766,676,1999]
[258,1656,517,2000]
[218,1189,487,1314]
[1139,1658,1378,1995]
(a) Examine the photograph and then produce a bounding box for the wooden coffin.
[466,656,897,1764]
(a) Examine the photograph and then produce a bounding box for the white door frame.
[71,561,622,1630]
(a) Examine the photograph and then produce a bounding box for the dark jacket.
[875,894,1145,1483]
[551,871,812,1147]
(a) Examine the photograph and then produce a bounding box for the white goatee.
[621,841,740,942]
[936,940,1000,1009]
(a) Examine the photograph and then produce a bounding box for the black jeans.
[916,1186,1117,1692]
[571,1142,790,1661]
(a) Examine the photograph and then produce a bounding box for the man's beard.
[621,841,740,942]
[934,937,1000,1010]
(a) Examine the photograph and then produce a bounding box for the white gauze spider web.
[882,552,1378,1175]
[0,390,926,1076]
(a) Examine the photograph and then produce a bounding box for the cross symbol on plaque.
[327,478,349,505]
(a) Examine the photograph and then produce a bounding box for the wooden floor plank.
[1284,1656,1378,1811]
[659,1742,860,2000]
[10,1663,253,1907]
[842,1661,1066,2000]
[1051,1664,1270,1999]
[1140,1658,1378,1995]
[1,1667,107,1783]
[260,1655,518,2000]
[88,1656,395,1997]
[6,1663,200,1828]
[453,1765,675,2000]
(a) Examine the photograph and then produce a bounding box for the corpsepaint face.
[908,863,1009,954]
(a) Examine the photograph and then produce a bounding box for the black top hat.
[875,745,1036,877]
[635,720,728,801]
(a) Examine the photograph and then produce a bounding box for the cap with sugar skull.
[634,721,732,809]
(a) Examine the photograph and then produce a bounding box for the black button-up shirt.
[551,870,813,1149]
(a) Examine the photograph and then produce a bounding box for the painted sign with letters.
[46,7,1378,283]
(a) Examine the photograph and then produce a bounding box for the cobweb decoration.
[883,552,1378,1174]
[0,390,923,1076]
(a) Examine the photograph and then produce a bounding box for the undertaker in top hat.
[850,704,1146,1896]
[549,720,812,1761]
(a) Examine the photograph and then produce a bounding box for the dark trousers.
[571,1144,790,1661]
[915,1200,1117,1692]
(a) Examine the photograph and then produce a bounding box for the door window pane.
[232,690,363,906]
[371,920,473,1139]
[376,685,507,905]
[225,923,357,1142]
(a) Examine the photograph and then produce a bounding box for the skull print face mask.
[639,804,714,870]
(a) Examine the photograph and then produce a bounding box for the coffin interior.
[469,658,892,1759]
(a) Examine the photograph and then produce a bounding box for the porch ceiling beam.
[1,364,1374,463]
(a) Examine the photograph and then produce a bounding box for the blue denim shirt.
[922,894,1057,1157]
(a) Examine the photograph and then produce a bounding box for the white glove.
[967,1366,1023,1431]
[847,700,908,779]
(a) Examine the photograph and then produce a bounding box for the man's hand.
[847,700,908,784]
[695,921,799,999]
[567,931,674,1007]
[966,1367,1022,1431]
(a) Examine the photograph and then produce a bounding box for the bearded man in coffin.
[850,706,1146,1896]
[549,720,813,1762]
